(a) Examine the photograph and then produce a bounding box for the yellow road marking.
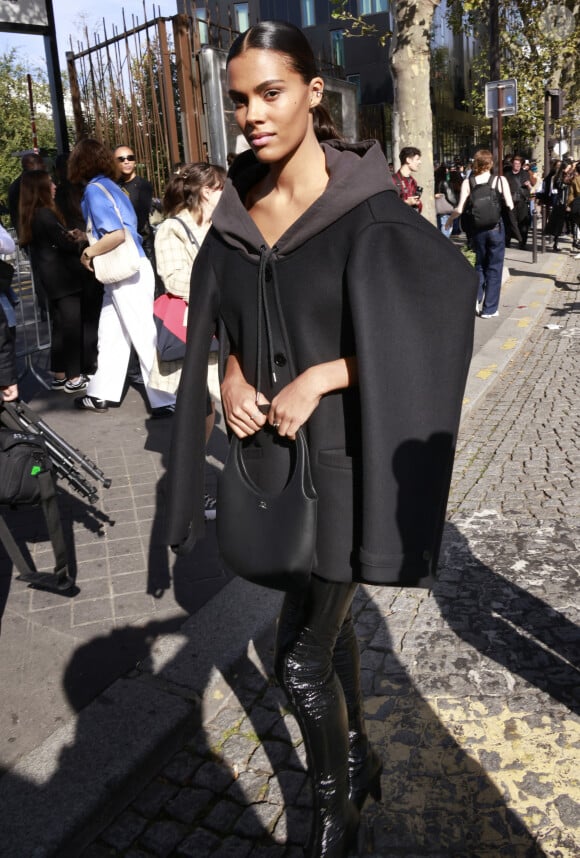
[476,363,498,379]
[501,338,518,350]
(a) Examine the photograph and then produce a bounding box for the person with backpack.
[446,149,517,318]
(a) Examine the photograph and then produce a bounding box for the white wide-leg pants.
[87,258,175,409]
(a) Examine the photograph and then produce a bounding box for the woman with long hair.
[166,21,476,857]
[67,138,176,415]
[19,170,99,391]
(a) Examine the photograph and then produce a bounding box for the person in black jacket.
[166,22,476,858]
[504,155,532,248]
[19,170,101,391]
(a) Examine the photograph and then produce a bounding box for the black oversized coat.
[166,140,478,588]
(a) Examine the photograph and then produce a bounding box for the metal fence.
[66,7,240,197]
[1,229,52,386]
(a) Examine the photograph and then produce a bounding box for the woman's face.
[227,48,323,164]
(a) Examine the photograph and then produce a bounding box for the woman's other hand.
[268,358,357,440]
[221,354,268,438]
[267,370,322,439]
[1,383,18,402]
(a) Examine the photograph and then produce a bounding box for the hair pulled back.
[227,20,340,142]
[163,162,226,222]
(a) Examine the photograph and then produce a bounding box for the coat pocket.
[314,449,362,578]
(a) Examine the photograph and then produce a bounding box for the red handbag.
[153,293,188,361]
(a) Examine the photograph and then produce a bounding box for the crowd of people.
[389,146,580,319]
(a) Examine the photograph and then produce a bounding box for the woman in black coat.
[166,21,477,858]
[19,170,101,391]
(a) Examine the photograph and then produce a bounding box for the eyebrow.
[228,78,286,99]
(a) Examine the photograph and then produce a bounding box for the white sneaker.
[481,311,499,319]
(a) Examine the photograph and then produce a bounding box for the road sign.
[485,79,518,117]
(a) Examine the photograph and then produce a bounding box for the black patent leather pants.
[275,576,361,833]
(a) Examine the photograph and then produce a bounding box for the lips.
[250,133,274,148]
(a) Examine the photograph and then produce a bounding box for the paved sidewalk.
[0,240,578,856]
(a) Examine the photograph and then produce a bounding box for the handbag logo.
[258,500,268,510]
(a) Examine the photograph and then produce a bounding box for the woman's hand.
[268,358,358,440]
[1,383,18,402]
[267,370,322,439]
[221,355,268,438]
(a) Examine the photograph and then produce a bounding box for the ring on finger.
[273,421,280,429]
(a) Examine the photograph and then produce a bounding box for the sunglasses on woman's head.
[117,155,135,162]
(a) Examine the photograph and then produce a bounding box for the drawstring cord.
[255,245,279,405]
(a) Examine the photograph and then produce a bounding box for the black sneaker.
[74,395,109,413]
[151,405,175,418]
[51,377,67,390]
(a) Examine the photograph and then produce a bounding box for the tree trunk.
[390,0,440,225]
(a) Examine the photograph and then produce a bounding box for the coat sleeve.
[0,303,16,388]
[346,202,477,586]
[165,240,220,551]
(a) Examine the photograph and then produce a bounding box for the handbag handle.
[170,216,201,250]
[85,181,127,240]
[232,427,316,502]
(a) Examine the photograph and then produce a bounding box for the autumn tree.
[332,0,441,224]
[450,0,580,165]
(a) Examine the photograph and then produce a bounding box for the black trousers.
[275,576,360,813]
[50,285,102,378]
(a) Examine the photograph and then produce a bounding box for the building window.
[234,2,250,32]
[301,0,316,27]
[331,31,345,69]
[359,0,388,13]
[194,8,209,44]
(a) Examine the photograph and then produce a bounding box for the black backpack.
[466,175,503,231]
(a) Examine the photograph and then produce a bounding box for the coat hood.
[212,138,397,256]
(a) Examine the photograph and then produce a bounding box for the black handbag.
[217,427,317,592]
[216,259,318,592]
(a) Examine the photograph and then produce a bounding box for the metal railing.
[1,229,51,387]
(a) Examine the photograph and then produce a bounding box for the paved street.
[0,243,578,857]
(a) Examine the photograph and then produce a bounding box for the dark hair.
[163,162,226,223]
[399,146,421,165]
[67,138,117,184]
[434,163,449,185]
[21,153,44,172]
[19,170,64,245]
[227,20,340,142]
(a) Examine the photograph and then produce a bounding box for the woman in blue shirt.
[67,138,175,416]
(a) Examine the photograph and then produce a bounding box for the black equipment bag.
[0,429,50,506]
[0,423,73,592]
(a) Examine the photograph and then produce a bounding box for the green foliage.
[449,0,580,152]
[0,50,57,200]
[330,0,392,44]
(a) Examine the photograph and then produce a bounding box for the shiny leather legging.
[275,576,360,826]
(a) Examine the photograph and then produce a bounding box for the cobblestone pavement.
[82,257,580,857]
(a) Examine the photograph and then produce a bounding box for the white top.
[0,223,16,255]
[455,171,514,215]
